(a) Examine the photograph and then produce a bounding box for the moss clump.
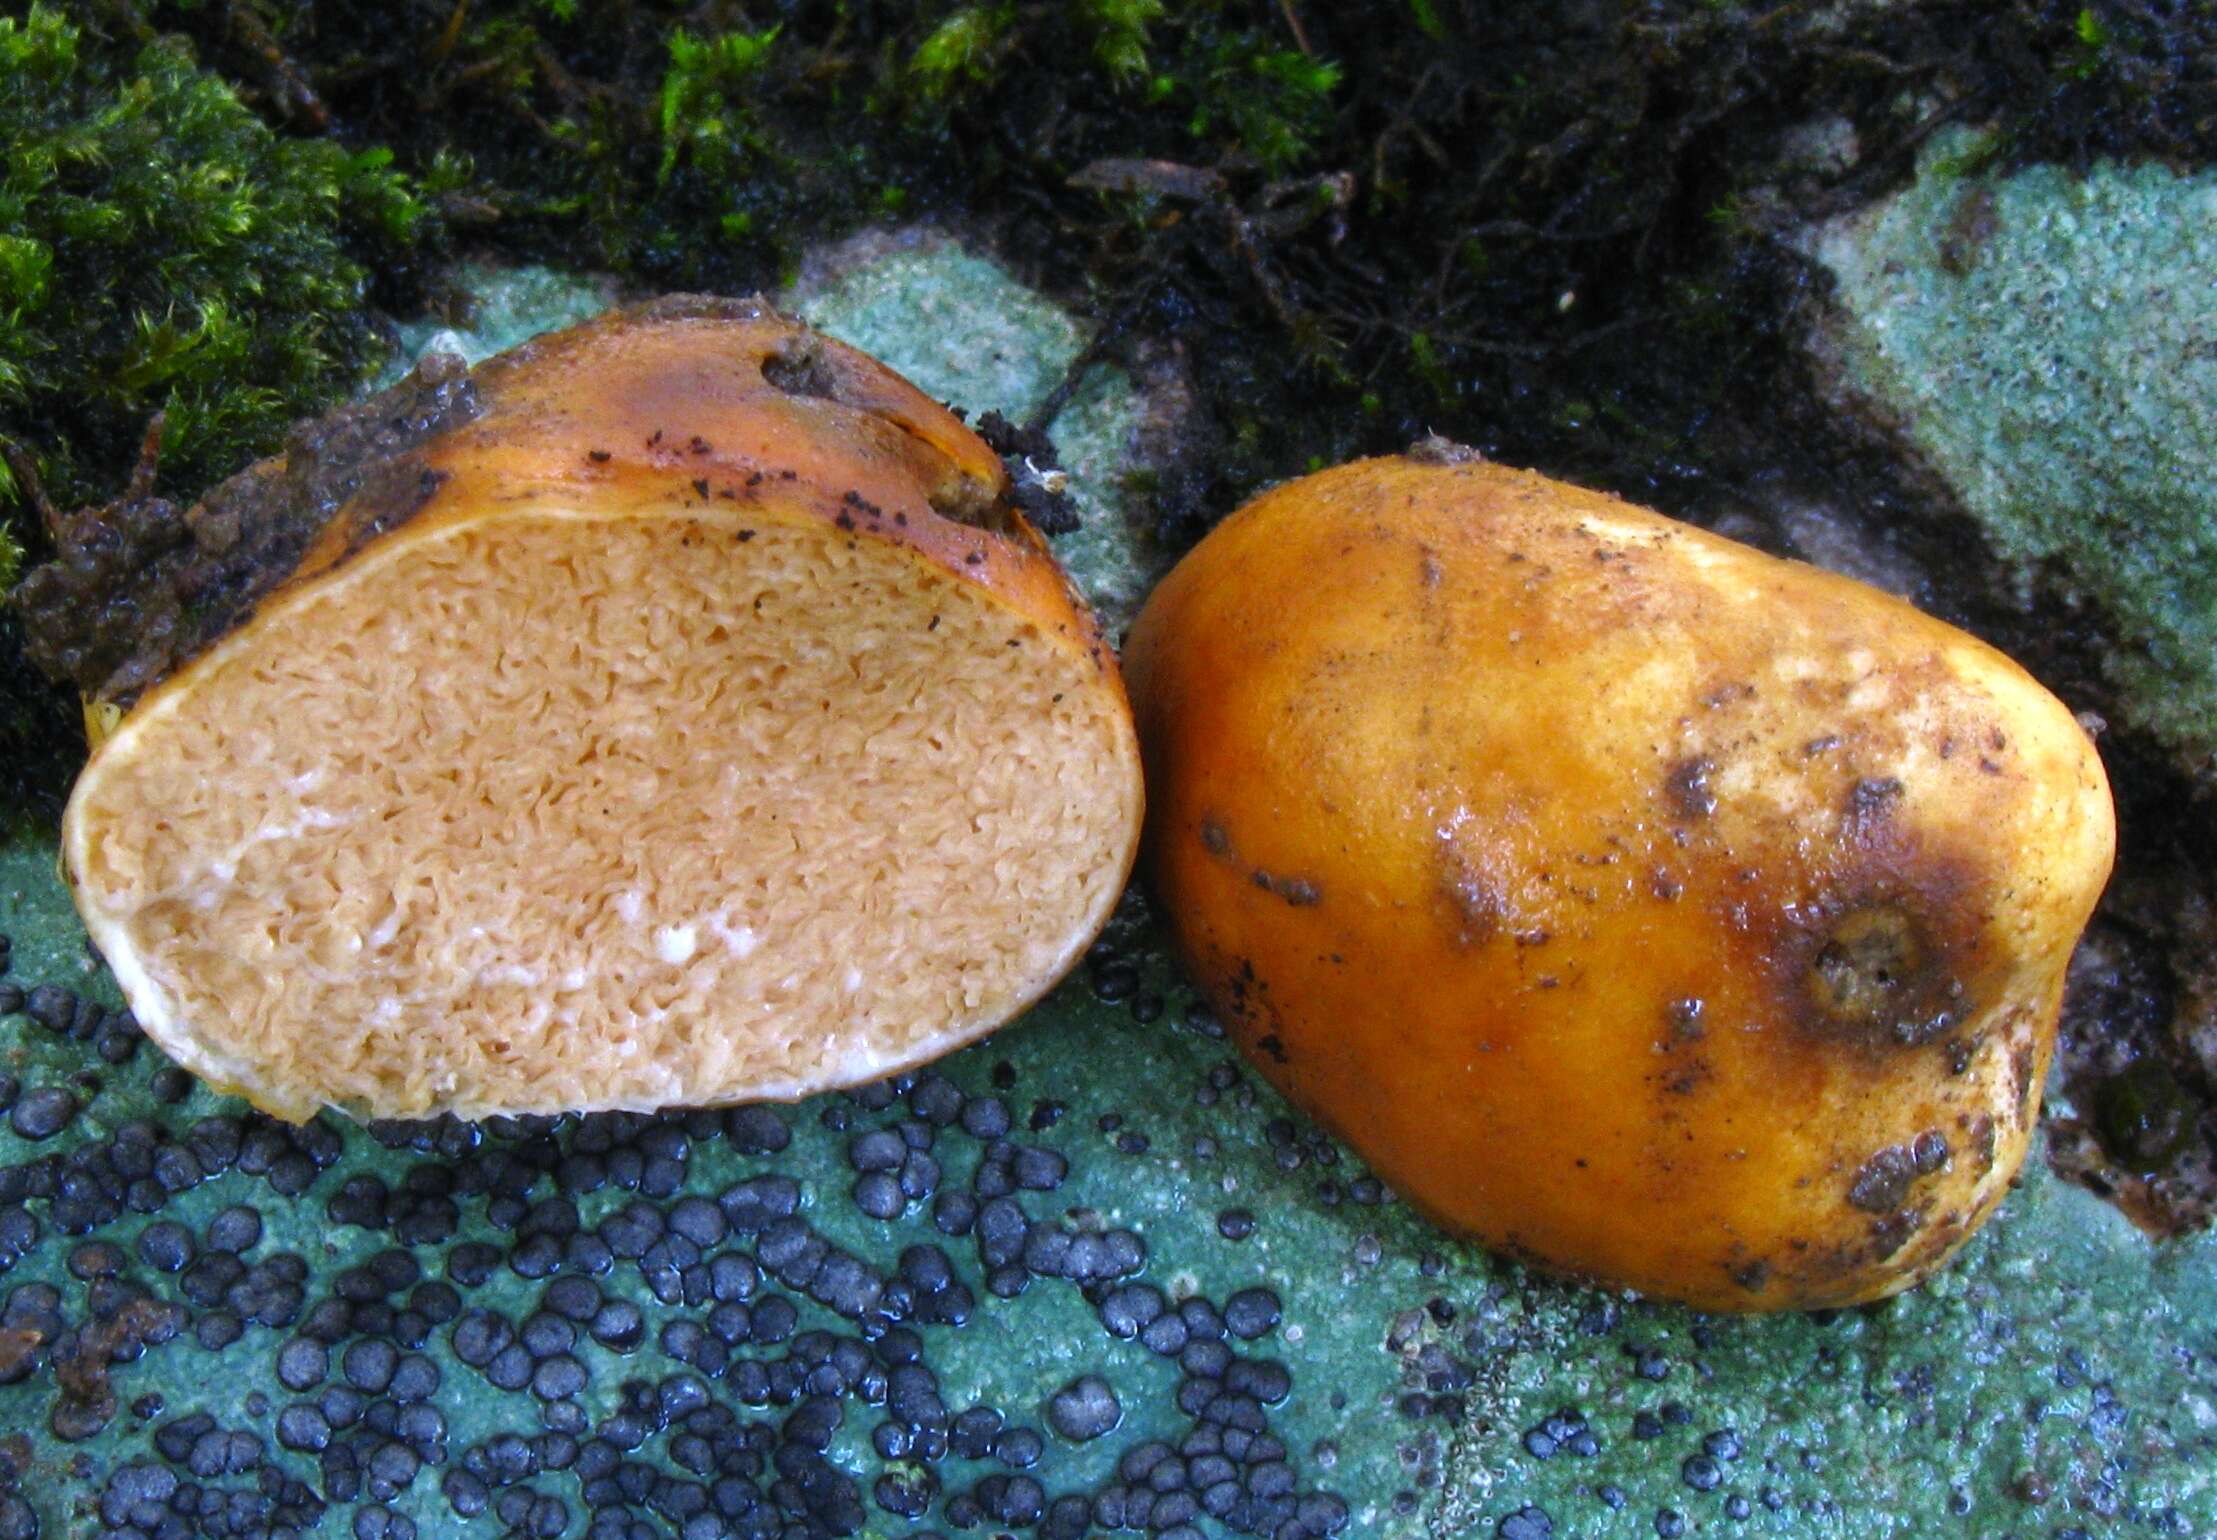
[0,4,428,523]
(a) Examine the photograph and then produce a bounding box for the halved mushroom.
[27,297,1143,1119]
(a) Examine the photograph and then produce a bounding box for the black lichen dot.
[134,1220,194,1273]
[852,1172,904,1220]
[1224,1288,1282,1340]
[1497,1506,1554,1540]
[1047,1375,1123,1442]
[10,1085,77,1140]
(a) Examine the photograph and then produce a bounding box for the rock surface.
[1806,126,2217,781]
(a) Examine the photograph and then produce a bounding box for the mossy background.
[6,0,2215,545]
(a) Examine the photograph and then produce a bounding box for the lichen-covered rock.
[1805,127,2217,780]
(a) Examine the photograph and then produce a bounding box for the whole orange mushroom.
[1125,450,2115,1310]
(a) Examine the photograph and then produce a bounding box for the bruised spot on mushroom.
[1847,1145,1919,1212]
[760,340,841,400]
[1910,1129,1951,1175]
[1804,904,1964,1049]
[1251,870,1321,907]
[1867,1208,1922,1262]
[1843,776,1905,840]
[1257,1033,1290,1065]
[1665,998,1706,1042]
[1732,1259,1772,1293]
[1943,1035,1976,1076]
[1436,842,1504,949]
[1664,757,1717,820]
[1199,818,1234,859]
[2010,1043,2037,1120]
[1968,1115,1997,1175]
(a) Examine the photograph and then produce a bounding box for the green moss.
[1083,0,1166,83]
[907,6,1016,101]
[0,4,426,523]
[658,25,782,182]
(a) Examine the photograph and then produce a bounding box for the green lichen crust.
[1808,127,2217,777]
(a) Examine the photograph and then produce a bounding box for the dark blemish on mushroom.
[1969,1115,1998,1175]
[1435,842,1503,948]
[1257,1034,1290,1065]
[1803,904,1963,1048]
[1804,734,1841,756]
[761,340,841,399]
[1252,871,1322,907]
[927,615,940,631]
[1733,1259,1771,1292]
[1702,682,1755,709]
[1649,867,1684,901]
[688,435,712,455]
[1846,1136,1947,1214]
[1843,777,1905,839]
[586,449,611,463]
[691,477,710,500]
[1867,1208,1921,1262]
[2010,1043,2037,1120]
[1200,820,1233,858]
[737,529,756,542]
[1665,758,1717,820]
[1666,999,1706,1041]
[1910,1130,1951,1175]
[1847,1146,1917,1212]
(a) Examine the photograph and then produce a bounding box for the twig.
[127,413,167,503]
[0,440,63,546]
[225,0,331,132]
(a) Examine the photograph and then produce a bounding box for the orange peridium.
[1125,453,2114,1310]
